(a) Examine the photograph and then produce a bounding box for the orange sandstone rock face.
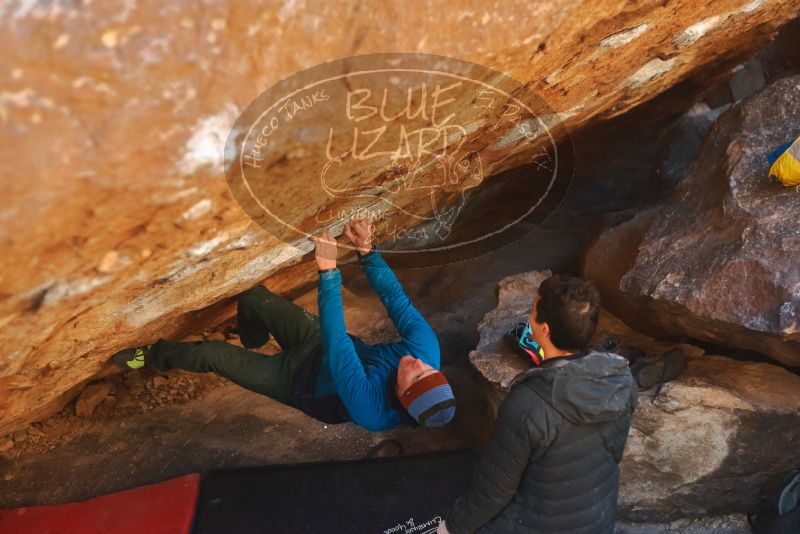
[0,0,797,434]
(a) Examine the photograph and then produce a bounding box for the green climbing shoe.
[111,344,153,370]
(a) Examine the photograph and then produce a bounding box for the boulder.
[75,382,115,418]
[470,270,800,521]
[468,270,552,394]
[583,75,800,367]
[647,102,729,201]
[621,354,800,521]
[1,0,798,435]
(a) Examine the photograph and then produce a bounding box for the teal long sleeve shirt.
[314,249,440,431]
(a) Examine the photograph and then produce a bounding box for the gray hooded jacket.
[447,350,637,534]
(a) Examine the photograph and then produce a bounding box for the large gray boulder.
[583,75,800,367]
[621,354,800,521]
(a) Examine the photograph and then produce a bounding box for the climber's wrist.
[357,244,377,259]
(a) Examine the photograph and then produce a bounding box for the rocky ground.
[616,515,751,534]
[0,325,236,461]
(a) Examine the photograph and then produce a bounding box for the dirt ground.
[1,325,282,463]
[1,376,468,508]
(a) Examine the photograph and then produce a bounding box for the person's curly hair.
[535,275,601,352]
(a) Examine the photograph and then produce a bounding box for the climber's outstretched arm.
[344,218,440,366]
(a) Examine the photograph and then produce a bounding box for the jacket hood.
[523,350,637,425]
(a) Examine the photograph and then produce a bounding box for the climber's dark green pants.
[149,286,323,404]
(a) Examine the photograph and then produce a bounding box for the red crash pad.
[0,473,200,534]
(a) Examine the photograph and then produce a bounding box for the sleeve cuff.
[318,268,341,282]
[357,245,380,263]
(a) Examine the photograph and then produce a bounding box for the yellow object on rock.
[769,136,800,188]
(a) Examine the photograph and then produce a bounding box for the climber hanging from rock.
[110,217,456,432]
